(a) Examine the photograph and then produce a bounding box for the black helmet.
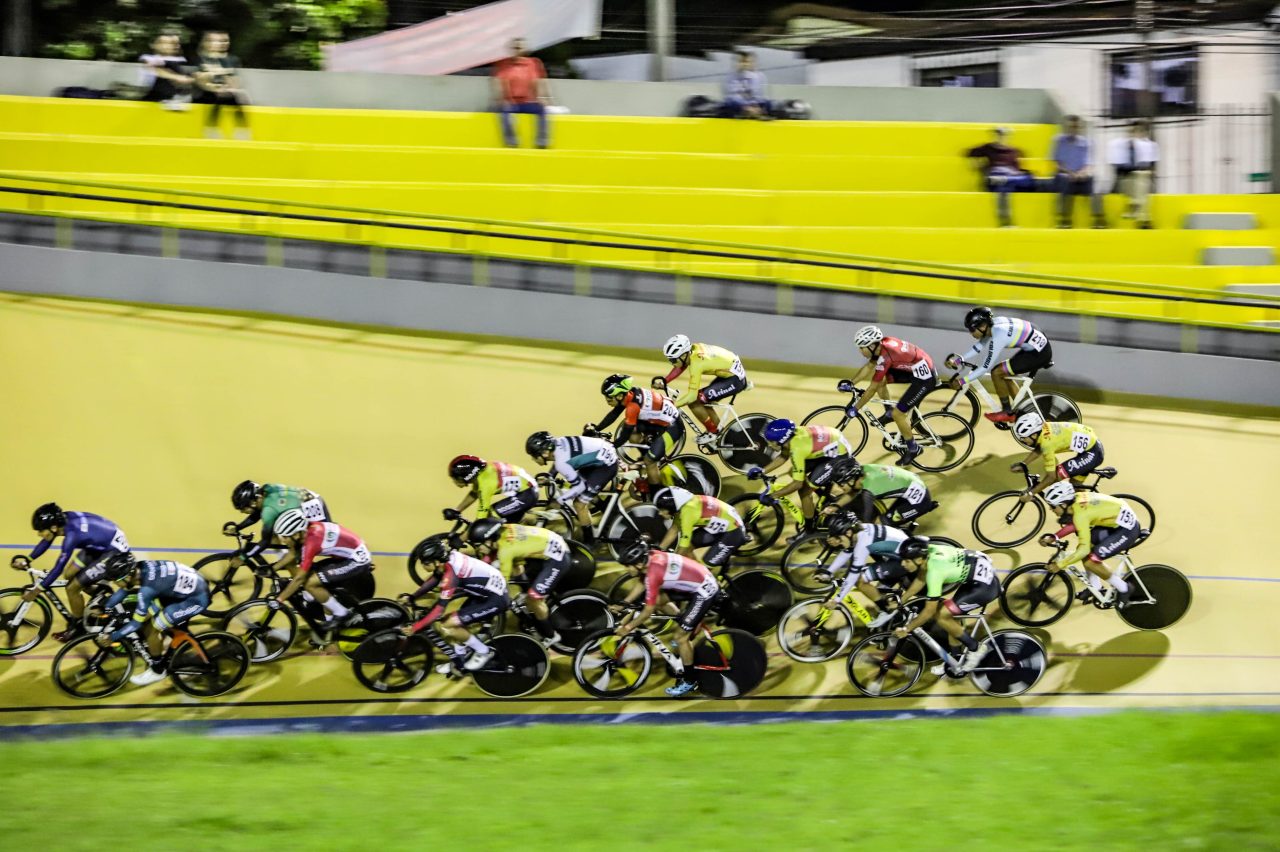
[826,511,860,538]
[525,431,556,458]
[964,306,994,332]
[601,374,635,400]
[468,518,504,545]
[832,458,863,485]
[900,535,930,560]
[231,480,261,511]
[653,487,678,514]
[98,551,136,583]
[618,538,652,565]
[448,455,486,483]
[32,502,65,532]
[415,536,451,566]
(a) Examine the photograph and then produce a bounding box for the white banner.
[324,0,601,76]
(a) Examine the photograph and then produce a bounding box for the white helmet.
[853,325,884,349]
[663,334,692,361]
[273,509,309,538]
[1043,481,1076,507]
[1013,411,1045,440]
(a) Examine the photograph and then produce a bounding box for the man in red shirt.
[846,325,938,466]
[492,37,551,149]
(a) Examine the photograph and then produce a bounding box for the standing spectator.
[137,32,192,110]
[493,38,551,149]
[1051,115,1105,229]
[1108,119,1159,229]
[193,31,251,140]
[722,50,772,119]
[966,127,1036,227]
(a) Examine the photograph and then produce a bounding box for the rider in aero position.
[846,325,937,465]
[225,480,330,565]
[820,512,909,629]
[592,374,683,491]
[400,536,509,673]
[267,510,372,630]
[1012,412,1103,502]
[444,455,538,523]
[95,555,210,686]
[468,518,566,645]
[948,307,1053,423]
[756,419,853,525]
[15,503,131,641]
[660,334,748,448]
[614,539,721,697]
[825,458,934,526]
[1040,482,1136,604]
[654,486,748,572]
[890,538,1000,674]
[526,431,618,543]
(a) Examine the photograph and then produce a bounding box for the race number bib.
[350,543,372,563]
[173,566,201,595]
[1069,431,1092,453]
[301,498,326,522]
[910,360,932,380]
[110,529,130,552]
[486,572,508,596]
[972,557,995,584]
[730,358,746,379]
[903,483,928,505]
[544,536,568,561]
[704,517,730,535]
[1116,507,1138,529]
[501,477,523,495]
[1027,329,1048,352]
[596,444,618,466]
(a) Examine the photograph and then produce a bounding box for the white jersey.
[831,524,909,601]
[960,316,1049,382]
[551,435,618,486]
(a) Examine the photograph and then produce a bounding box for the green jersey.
[923,544,971,598]
[860,464,925,499]
[260,484,325,535]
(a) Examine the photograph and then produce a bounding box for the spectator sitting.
[137,32,192,110]
[966,126,1037,227]
[193,30,251,140]
[722,50,772,120]
[493,38,551,149]
[1051,115,1105,229]
[1107,119,1159,229]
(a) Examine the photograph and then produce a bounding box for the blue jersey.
[29,511,129,589]
[107,561,207,640]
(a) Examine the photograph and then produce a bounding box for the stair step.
[1201,246,1275,266]
[1184,212,1258,230]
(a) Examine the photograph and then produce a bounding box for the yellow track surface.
[2,293,1278,729]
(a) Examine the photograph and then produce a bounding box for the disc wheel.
[779,532,837,594]
[777,598,856,663]
[549,591,615,653]
[1118,564,1192,631]
[719,570,792,636]
[170,631,249,697]
[1035,392,1082,424]
[192,552,263,619]
[51,635,133,699]
[573,629,652,698]
[332,599,412,661]
[470,633,549,698]
[972,491,1046,548]
[664,455,721,498]
[910,411,974,473]
[847,632,926,698]
[970,630,1047,697]
[693,628,767,698]
[352,630,433,693]
[0,589,52,656]
[728,493,785,557]
[717,413,780,474]
[221,600,298,663]
[800,406,870,456]
[1000,563,1075,627]
[606,504,670,561]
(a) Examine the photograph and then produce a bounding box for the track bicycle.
[0,559,118,655]
[777,588,909,663]
[778,528,963,594]
[606,562,792,637]
[971,462,1156,549]
[652,377,778,474]
[522,471,671,562]
[1000,536,1191,631]
[940,355,1082,446]
[727,470,845,557]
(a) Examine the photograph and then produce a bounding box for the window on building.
[1107,46,1198,117]
[916,63,1001,88]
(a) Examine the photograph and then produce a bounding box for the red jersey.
[411,551,507,631]
[623,388,679,427]
[642,551,720,606]
[299,521,371,572]
[872,337,935,383]
[493,56,545,104]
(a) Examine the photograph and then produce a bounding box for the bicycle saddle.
[1130,529,1152,549]
[1095,467,1118,479]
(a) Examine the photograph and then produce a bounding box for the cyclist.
[400,536,509,673]
[444,455,538,523]
[614,539,721,698]
[15,503,131,642]
[467,518,567,646]
[95,554,210,687]
[820,512,911,629]
[226,480,331,565]
[825,458,935,527]
[1011,412,1103,501]
[947,307,1053,423]
[525,431,618,543]
[654,486,748,573]
[1039,482,1136,604]
[660,334,748,448]
[591,374,682,491]
[267,509,373,631]
[755,419,853,529]
[845,325,937,465]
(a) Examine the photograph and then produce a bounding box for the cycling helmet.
[232,480,261,511]
[273,509,309,539]
[618,538,652,565]
[448,455,486,483]
[415,536,451,566]
[900,536,930,560]
[964,306,994,332]
[653,487,678,513]
[525,431,556,458]
[1013,412,1045,440]
[1043,481,1077,507]
[31,502,65,532]
[832,457,864,485]
[764,418,797,444]
[853,325,884,349]
[602,374,635,400]
[468,517,504,546]
[98,551,136,583]
[826,511,859,538]
[663,334,692,362]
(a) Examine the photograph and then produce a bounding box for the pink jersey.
[642,551,720,606]
[299,521,371,572]
[872,337,935,383]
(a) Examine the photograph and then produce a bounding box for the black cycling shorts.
[1090,521,1142,561]
[575,463,618,502]
[690,527,748,568]
[894,374,937,412]
[806,456,848,489]
[314,558,373,586]
[886,489,934,524]
[844,490,880,523]
[862,558,910,585]
[1004,341,1053,378]
[699,374,748,403]
[638,421,683,462]
[1060,441,1104,479]
[943,576,1000,614]
[523,554,570,599]
[456,593,509,626]
[491,487,538,522]
[677,592,717,633]
[75,551,122,586]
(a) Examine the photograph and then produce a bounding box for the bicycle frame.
[4,566,113,629]
[944,361,1040,417]
[623,619,728,676]
[906,613,1012,677]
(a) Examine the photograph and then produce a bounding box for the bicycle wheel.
[728,493,785,556]
[170,631,249,697]
[573,629,653,698]
[193,552,263,619]
[911,411,974,473]
[972,491,1046,548]
[550,591,615,653]
[1118,564,1192,631]
[51,635,133,699]
[847,632,926,698]
[1114,494,1157,537]
[1000,563,1075,627]
[528,500,579,541]
[0,589,52,655]
[777,598,856,663]
[665,455,721,498]
[606,504,670,561]
[694,628,767,698]
[919,385,982,434]
[1036,392,1082,424]
[800,405,870,456]
[970,630,1047,697]
[779,532,837,594]
[352,630,433,693]
[471,634,549,698]
[221,600,298,663]
[720,570,792,636]
[718,413,779,474]
[333,599,412,661]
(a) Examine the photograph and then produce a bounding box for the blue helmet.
[764,418,796,443]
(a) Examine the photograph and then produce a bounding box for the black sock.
[958,632,979,652]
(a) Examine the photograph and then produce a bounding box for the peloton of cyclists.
[659,335,749,447]
[947,307,1053,423]
[845,325,937,466]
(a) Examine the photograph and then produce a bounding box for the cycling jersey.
[600,387,680,430]
[412,551,509,631]
[551,435,618,503]
[496,524,570,577]
[237,484,328,557]
[668,344,746,407]
[1054,493,1138,567]
[858,464,927,502]
[472,462,537,518]
[958,317,1049,383]
[298,522,371,573]
[871,337,935,384]
[642,551,720,606]
[830,524,909,600]
[1036,422,1098,475]
[106,560,208,639]
[923,544,995,599]
[669,487,744,549]
[787,425,852,479]
[28,511,129,589]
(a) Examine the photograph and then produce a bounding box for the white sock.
[300,591,316,603]
[323,598,350,617]
[464,635,488,654]
[1110,575,1129,593]
[1085,572,1104,592]
[452,643,468,656]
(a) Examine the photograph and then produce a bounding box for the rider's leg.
[643,458,662,487]
[799,483,816,522]
[440,614,488,655]
[689,400,717,433]
[935,608,979,653]
[527,554,569,638]
[64,562,86,619]
[990,364,1016,412]
[143,622,164,659]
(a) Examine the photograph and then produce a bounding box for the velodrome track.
[2,292,1278,733]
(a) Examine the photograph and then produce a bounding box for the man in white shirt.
[1108,120,1159,229]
